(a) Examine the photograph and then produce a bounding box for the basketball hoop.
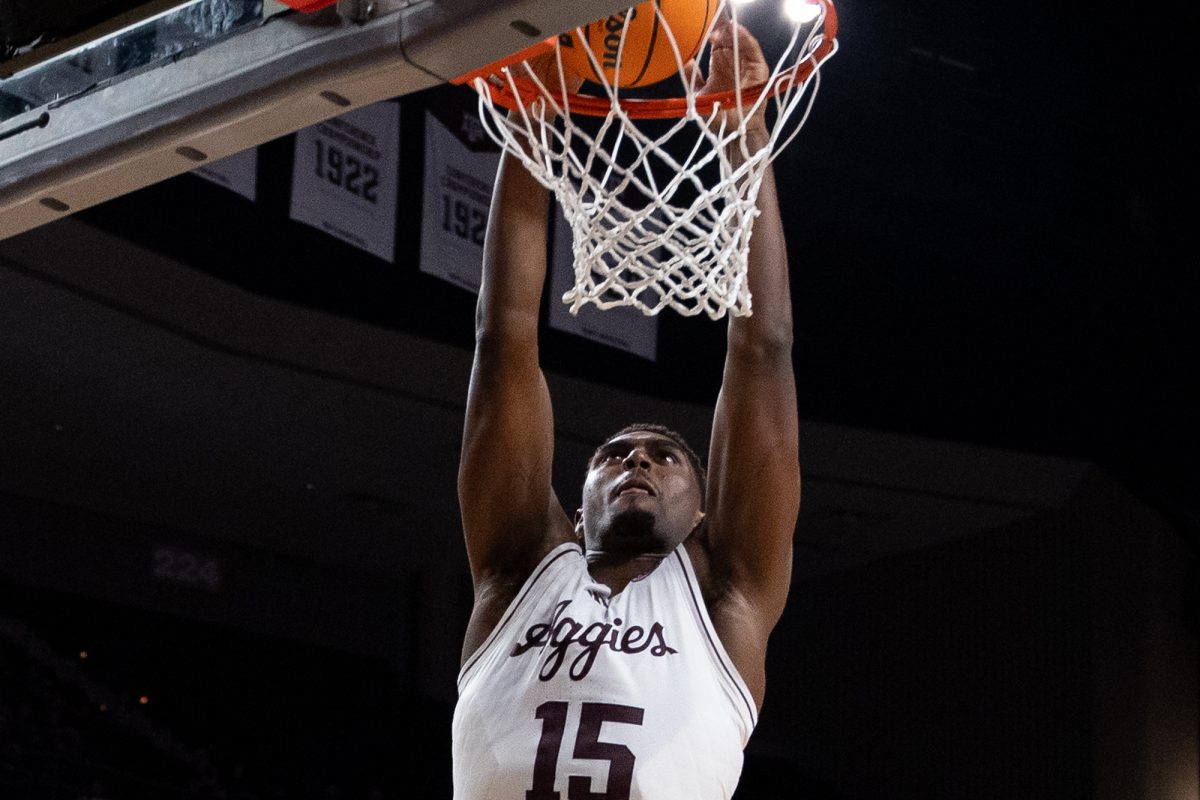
[454,0,839,319]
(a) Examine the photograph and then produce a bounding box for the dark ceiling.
[3,0,1197,552]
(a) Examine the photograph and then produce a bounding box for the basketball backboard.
[0,0,633,241]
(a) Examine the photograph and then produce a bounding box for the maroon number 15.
[527,701,645,800]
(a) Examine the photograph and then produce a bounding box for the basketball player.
[453,18,798,800]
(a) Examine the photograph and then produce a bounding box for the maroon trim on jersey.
[458,543,581,689]
[673,549,758,727]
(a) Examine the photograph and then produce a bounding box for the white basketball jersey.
[452,542,757,800]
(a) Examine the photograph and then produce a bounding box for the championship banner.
[289,101,399,261]
[549,210,659,362]
[193,148,257,201]
[419,96,501,293]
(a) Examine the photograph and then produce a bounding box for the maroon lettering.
[618,625,645,651]
[511,601,677,680]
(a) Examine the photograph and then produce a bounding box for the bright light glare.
[783,0,821,23]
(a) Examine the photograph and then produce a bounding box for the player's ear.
[573,508,584,539]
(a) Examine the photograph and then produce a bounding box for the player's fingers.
[520,52,550,85]
[521,52,581,95]
[709,12,732,47]
[682,59,704,92]
[733,22,767,62]
[558,58,585,94]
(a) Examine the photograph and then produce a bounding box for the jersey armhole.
[457,541,582,690]
[672,546,759,732]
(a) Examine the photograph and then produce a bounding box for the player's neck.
[584,551,669,595]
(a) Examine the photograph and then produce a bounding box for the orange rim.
[465,0,838,120]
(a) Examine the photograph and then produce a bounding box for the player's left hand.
[516,50,585,123]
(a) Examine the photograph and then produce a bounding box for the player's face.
[578,430,704,556]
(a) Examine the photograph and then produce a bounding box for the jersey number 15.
[528,701,645,800]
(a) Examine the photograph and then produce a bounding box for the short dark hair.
[593,423,707,504]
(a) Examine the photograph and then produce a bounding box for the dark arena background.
[1,0,1196,798]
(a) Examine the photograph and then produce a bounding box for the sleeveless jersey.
[452,542,757,800]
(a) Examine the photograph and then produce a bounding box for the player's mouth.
[614,478,655,499]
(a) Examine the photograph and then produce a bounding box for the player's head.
[603,423,707,503]
[576,423,706,556]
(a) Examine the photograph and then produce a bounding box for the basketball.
[557,0,715,89]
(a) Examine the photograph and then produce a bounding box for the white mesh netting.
[470,0,837,319]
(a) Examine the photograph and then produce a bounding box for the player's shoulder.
[461,535,582,664]
[473,522,578,596]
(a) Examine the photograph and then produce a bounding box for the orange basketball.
[558,0,715,89]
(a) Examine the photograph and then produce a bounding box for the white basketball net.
[469,0,838,319]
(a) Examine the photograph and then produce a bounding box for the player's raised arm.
[457,93,578,600]
[699,21,801,636]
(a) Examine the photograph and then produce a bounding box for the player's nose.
[622,448,651,470]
